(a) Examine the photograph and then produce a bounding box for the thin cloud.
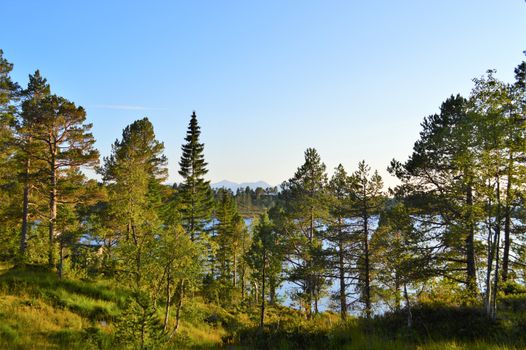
[90,104,166,111]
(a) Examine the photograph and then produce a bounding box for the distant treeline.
[212,186,278,216]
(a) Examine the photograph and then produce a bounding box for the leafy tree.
[102,118,167,347]
[213,188,246,303]
[371,202,435,327]
[246,213,283,329]
[158,224,202,337]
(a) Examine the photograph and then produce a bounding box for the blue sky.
[2,1,525,187]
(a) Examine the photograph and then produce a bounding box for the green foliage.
[279,148,330,318]
[114,294,164,349]
[178,111,213,241]
[2,48,526,349]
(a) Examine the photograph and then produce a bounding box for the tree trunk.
[491,178,502,320]
[465,183,477,294]
[58,241,64,279]
[338,219,347,320]
[260,248,266,331]
[169,279,184,338]
[20,138,32,262]
[395,272,401,311]
[502,152,513,282]
[403,283,412,328]
[485,204,495,317]
[306,208,314,320]
[363,209,371,319]
[48,152,57,269]
[163,271,171,331]
[233,250,237,288]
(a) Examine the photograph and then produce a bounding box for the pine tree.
[17,71,50,260]
[349,161,384,318]
[0,50,21,260]
[178,111,213,241]
[102,118,168,346]
[280,148,329,318]
[391,95,481,298]
[31,93,99,269]
[327,164,353,320]
[0,49,19,118]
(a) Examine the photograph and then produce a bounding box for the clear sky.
[2,1,525,188]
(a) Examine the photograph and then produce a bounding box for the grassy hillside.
[1,264,526,349]
[0,264,236,349]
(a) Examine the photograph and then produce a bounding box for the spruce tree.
[178,111,213,241]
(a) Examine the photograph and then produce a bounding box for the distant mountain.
[211,180,273,192]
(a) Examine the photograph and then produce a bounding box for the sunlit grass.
[0,265,525,349]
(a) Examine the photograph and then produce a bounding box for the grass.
[0,265,235,349]
[1,264,526,349]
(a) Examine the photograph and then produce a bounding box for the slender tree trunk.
[363,209,371,319]
[241,268,245,300]
[502,152,513,282]
[338,219,347,320]
[58,241,64,279]
[20,138,32,262]
[163,271,171,331]
[169,279,185,338]
[260,248,266,331]
[485,201,495,316]
[395,272,401,312]
[306,208,314,320]
[241,230,246,299]
[465,183,477,294]
[403,283,412,328]
[48,153,57,269]
[233,250,237,288]
[491,178,502,320]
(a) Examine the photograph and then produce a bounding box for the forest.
[1,48,526,350]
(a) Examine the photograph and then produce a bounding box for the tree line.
[0,49,525,347]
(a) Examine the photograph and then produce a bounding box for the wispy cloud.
[90,104,166,111]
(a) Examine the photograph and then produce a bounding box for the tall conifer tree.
[280,148,329,318]
[31,94,99,269]
[17,71,50,260]
[178,111,213,241]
